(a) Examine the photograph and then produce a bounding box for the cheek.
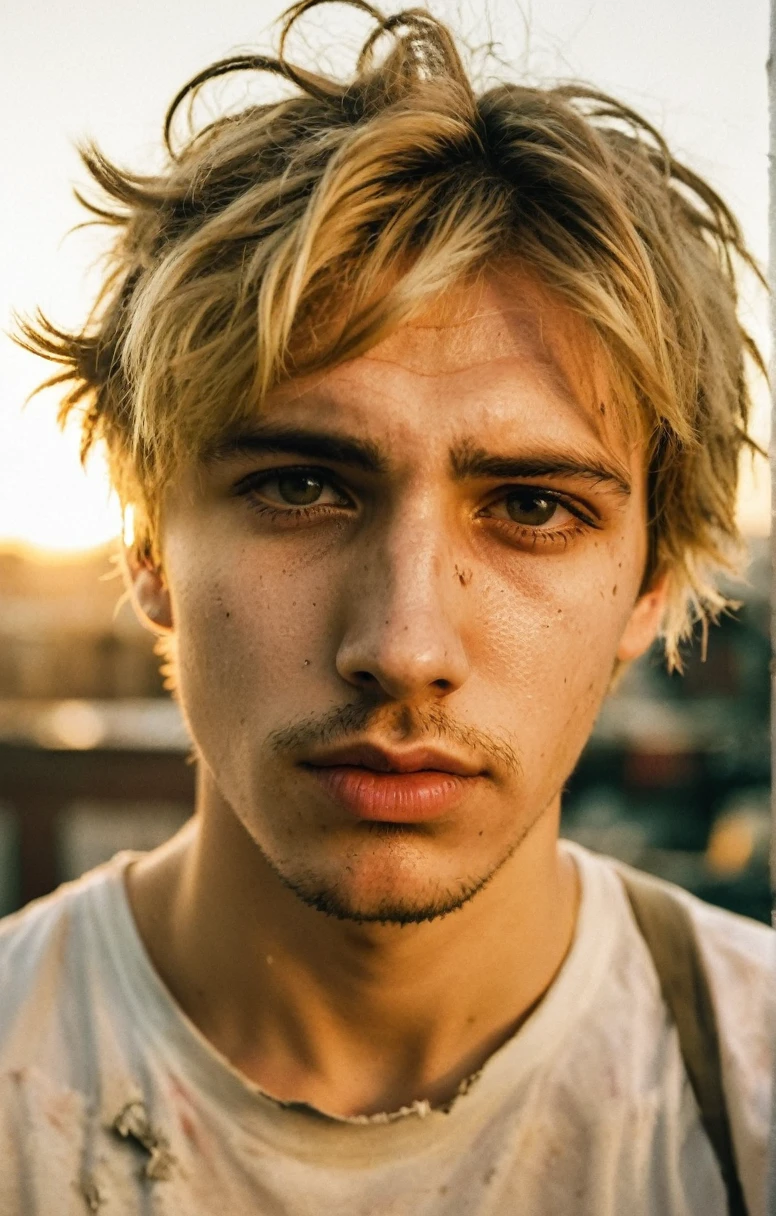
[466,576,630,802]
[167,542,334,715]
[474,541,642,715]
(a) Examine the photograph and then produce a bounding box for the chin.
[264,833,505,926]
[279,876,490,925]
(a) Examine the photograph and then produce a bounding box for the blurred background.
[0,0,770,921]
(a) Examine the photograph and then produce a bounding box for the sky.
[0,0,769,552]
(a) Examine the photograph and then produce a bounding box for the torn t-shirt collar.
[82,841,616,1160]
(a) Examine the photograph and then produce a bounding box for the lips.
[302,743,484,823]
[306,743,481,777]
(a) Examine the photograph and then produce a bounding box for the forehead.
[367,272,599,386]
[268,271,638,458]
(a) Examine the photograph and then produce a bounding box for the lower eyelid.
[243,498,351,525]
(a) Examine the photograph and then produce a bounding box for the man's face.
[146,273,664,923]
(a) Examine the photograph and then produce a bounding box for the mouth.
[301,743,485,823]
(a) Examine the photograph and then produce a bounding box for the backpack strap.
[616,865,748,1216]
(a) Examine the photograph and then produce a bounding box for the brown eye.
[276,472,325,505]
[504,491,558,526]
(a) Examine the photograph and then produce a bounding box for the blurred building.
[562,538,771,922]
[0,546,186,914]
[0,540,770,921]
[0,548,163,699]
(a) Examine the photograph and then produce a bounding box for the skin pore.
[126,270,667,1118]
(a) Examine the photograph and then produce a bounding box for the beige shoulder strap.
[616,865,748,1216]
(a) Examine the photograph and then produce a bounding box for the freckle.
[225,611,231,618]
[478,830,484,836]
[599,401,606,415]
[612,584,617,596]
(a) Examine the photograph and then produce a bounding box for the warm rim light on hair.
[14,0,765,670]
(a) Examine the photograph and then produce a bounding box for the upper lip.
[303,743,482,777]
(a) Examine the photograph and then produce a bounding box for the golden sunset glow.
[0,389,122,554]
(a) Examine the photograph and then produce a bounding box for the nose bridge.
[336,495,470,698]
[383,501,446,610]
[377,485,469,623]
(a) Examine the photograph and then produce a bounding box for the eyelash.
[234,468,351,526]
[233,467,598,547]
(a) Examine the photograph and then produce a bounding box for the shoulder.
[568,841,773,979]
[565,842,773,1089]
[0,855,138,1052]
[0,862,107,960]
[675,884,773,1095]
[638,873,773,1076]
[682,884,773,978]
[665,881,773,1212]
[577,844,773,1208]
[0,878,81,1000]
[615,855,773,993]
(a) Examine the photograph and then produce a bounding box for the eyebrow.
[449,444,632,497]
[202,425,388,475]
[202,425,631,497]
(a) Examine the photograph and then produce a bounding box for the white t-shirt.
[0,840,771,1216]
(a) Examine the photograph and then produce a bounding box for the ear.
[616,573,669,664]
[122,548,174,633]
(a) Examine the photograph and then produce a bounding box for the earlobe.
[616,574,669,663]
[123,551,174,633]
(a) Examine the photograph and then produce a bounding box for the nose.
[335,506,471,701]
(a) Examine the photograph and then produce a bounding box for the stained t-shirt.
[0,840,771,1216]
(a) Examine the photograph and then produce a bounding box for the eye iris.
[506,493,557,526]
[277,472,323,505]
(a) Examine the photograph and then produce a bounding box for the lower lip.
[307,766,478,823]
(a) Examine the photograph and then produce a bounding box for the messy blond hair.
[18,0,764,669]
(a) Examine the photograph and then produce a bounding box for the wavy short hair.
[18,0,764,670]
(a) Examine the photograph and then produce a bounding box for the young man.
[4,2,773,1212]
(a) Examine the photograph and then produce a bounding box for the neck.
[127,786,580,1118]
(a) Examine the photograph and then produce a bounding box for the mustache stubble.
[267,699,522,780]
